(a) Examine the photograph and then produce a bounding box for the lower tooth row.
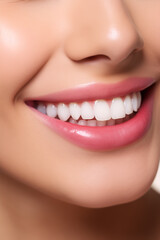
[69,116,131,126]
[36,92,141,122]
[70,118,114,126]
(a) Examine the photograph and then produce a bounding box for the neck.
[0,171,159,240]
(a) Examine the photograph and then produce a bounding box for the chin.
[56,165,158,209]
[64,185,152,209]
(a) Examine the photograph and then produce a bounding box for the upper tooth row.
[37,92,141,121]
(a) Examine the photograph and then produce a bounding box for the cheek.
[144,23,160,62]
[0,7,59,102]
[138,8,160,61]
[153,81,160,139]
[0,26,47,102]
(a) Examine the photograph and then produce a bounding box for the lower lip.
[29,86,155,151]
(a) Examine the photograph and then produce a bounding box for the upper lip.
[26,77,155,103]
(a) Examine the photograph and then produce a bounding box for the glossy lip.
[27,77,155,103]
[26,78,156,151]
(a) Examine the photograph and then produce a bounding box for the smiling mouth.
[25,77,155,151]
[27,91,141,127]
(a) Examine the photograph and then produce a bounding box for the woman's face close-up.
[0,0,160,208]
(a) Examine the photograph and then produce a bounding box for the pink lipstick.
[26,77,156,151]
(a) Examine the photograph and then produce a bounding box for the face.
[0,0,160,208]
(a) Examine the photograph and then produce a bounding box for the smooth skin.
[0,0,160,239]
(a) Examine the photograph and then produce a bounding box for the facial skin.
[0,0,160,209]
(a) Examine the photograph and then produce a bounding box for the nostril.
[77,54,111,63]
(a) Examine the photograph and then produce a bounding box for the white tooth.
[81,102,94,120]
[94,100,111,121]
[69,118,77,124]
[69,103,81,120]
[46,104,57,117]
[124,95,133,115]
[57,103,70,121]
[37,103,46,114]
[78,120,87,126]
[110,97,126,119]
[132,93,138,112]
[107,119,115,126]
[87,120,97,126]
[97,121,107,126]
[137,92,142,109]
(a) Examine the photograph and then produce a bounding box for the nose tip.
[64,1,144,66]
[103,26,144,64]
